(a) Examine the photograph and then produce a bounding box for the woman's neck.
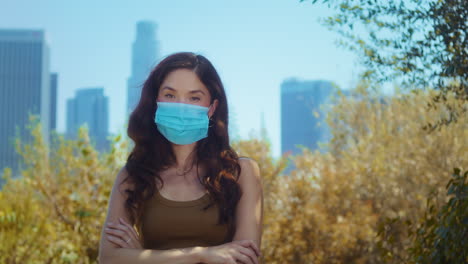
[171,142,197,169]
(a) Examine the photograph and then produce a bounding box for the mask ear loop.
[208,103,215,128]
[208,117,214,128]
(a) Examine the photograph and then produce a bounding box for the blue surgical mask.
[154,102,210,145]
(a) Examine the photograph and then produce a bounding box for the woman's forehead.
[160,69,209,94]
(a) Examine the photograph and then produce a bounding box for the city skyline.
[0,0,369,157]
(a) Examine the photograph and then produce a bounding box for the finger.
[106,222,129,235]
[244,240,261,257]
[106,235,126,248]
[111,222,136,243]
[104,227,127,239]
[105,226,137,247]
[231,245,255,264]
[107,221,131,231]
[235,251,254,264]
[106,221,117,227]
[238,246,258,264]
[119,218,140,241]
[125,237,136,248]
[246,241,261,257]
[234,240,261,257]
[106,224,139,248]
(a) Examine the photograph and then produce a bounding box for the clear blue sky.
[0,0,361,157]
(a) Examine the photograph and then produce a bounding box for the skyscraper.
[50,73,58,132]
[0,29,50,178]
[66,87,109,152]
[127,21,160,116]
[281,79,334,156]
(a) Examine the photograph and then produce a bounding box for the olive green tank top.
[140,188,233,249]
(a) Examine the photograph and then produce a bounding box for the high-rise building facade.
[127,21,159,116]
[50,73,58,132]
[0,29,50,178]
[66,87,109,152]
[281,79,334,156]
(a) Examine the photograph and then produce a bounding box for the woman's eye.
[191,97,200,101]
[164,94,175,98]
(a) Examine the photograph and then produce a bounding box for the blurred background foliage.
[0,116,128,264]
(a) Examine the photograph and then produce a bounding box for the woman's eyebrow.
[161,86,205,95]
[161,86,176,92]
[189,90,206,95]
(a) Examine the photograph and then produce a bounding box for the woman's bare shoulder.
[115,165,135,193]
[237,157,261,183]
[238,157,259,169]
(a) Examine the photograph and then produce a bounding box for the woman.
[98,52,263,264]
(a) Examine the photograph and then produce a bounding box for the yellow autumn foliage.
[0,118,127,264]
[233,85,466,263]
[0,86,466,263]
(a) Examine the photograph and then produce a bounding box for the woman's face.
[157,68,218,118]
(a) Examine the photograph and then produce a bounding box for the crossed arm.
[98,157,263,264]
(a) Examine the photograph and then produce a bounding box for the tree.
[0,115,127,264]
[378,168,468,263]
[410,168,468,263]
[302,0,467,94]
[238,86,466,263]
[302,0,467,129]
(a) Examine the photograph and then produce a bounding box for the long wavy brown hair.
[122,52,242,240]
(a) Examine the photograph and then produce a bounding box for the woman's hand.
[104,218,143,249]
[199,240,261,264]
